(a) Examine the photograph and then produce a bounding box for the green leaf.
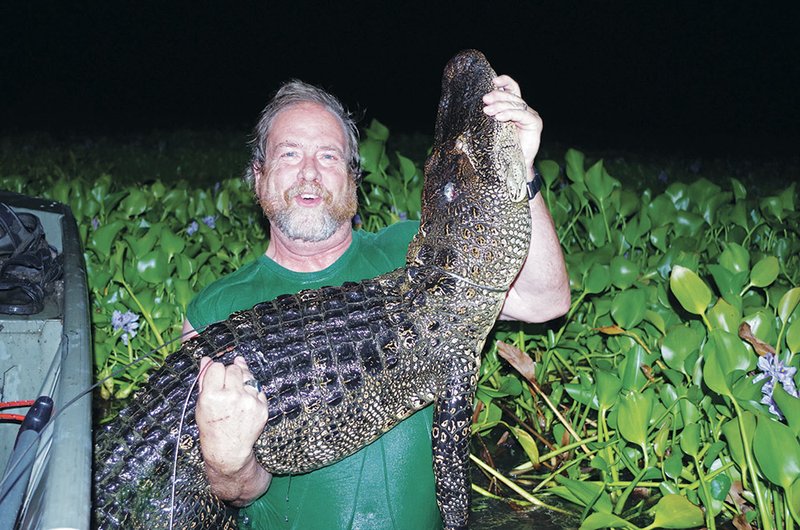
[89,220,126,260]
[396,153,418,184]
[611,288,647,329]
[175,253,197,280]
[664,447,684,479]
[171,278,194,310]
[702,329,755,396]
[360,138,387,179]
[159,228,186,260]
[610,255,640,289]
[617,390,653,447]
[709,329,757,373]
[708,472,732,502]
[565,382,599,410]
[753,416,800,489]
[721,413,756,471]
[473,401,502,432]
[214,188,231,216]
[673,211,707,237]
[707,264,746,310]
[774,384,800,438]
[649,225,669,253]
[508,425,540,466]
[670,265,712,316]
[730,177,747,201]
[119,188,149,217]
[719,242,749,274]
[680,423,701,458]
[779,182,797,210]
[585,160,617,203]
[583,215,608,248]
[750,256,779,288]
[650,494,705,528]
[595,368,622,410]
[661,325,704,373]
[135,250,170,284]
[565,148,586,184]
[707,297,740,333]
[644,310,666,335]
[497,375,523,397]
[760,195,785,221]
[553,476,613,513]
[584,263,611,294]
[703,442,727,470]
[653,426,670,458]
[788,318,800,354]
[778,287,800,323]
[619,344,648,391]
[579,512,632,530]
[537,160,560,188]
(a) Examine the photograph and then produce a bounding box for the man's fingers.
[198,356,257,392]
[197,356,213,392]
[492,75,521,96]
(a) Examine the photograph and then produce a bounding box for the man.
[182,75,570,529]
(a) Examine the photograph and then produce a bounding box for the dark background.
[2,1,798,156]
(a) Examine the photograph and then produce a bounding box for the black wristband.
[526,166,543,200]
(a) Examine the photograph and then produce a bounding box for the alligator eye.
[443,182,457,202]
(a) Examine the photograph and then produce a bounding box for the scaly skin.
[93,49,530,529]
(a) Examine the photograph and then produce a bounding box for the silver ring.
[243,379,263,393]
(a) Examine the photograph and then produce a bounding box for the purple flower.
[753,353,799,419]
[657,170,669,184]
[398,211,408,221]
[201,215,217,229]
[187,221,199,236]
[689,160,702,174]
[91,217,100,230]
[111,309,140,345]
[352,213,362,229]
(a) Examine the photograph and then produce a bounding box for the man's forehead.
[268,103,346,149]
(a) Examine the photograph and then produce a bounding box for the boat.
[0,191,91,530]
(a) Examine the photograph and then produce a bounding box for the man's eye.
[320,153,339,161]
[281,151,298,158]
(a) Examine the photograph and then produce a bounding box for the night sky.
[2,1,798,155]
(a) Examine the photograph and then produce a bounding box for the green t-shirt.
[186,221,442,530]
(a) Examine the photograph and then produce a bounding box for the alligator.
[93,49,531,530]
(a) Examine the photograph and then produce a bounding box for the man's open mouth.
[294,192,323,206]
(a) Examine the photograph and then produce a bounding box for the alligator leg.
[431,376,475,530]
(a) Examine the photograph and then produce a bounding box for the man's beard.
[260,179,358,242]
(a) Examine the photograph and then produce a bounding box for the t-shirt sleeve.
[185,261,262,332]
[374,220,420,269]
[185,286,221,332]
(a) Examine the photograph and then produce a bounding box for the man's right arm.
[183,320,272,507]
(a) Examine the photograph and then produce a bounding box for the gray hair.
[244,80,362,188]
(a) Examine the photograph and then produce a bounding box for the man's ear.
[252,162,265,188]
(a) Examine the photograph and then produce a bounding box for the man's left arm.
[483,75,571,324]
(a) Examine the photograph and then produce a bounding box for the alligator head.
[408,49,531,291]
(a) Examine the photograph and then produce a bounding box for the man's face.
[255,102,357,242]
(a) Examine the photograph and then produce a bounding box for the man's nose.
[299,157,320,181]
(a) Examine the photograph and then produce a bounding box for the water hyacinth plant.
[1,126,798,528]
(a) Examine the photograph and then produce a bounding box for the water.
[470,493,578,529]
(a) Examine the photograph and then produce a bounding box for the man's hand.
[482,75,543,175]
[483,74,571,324]
[196,355,271,506]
